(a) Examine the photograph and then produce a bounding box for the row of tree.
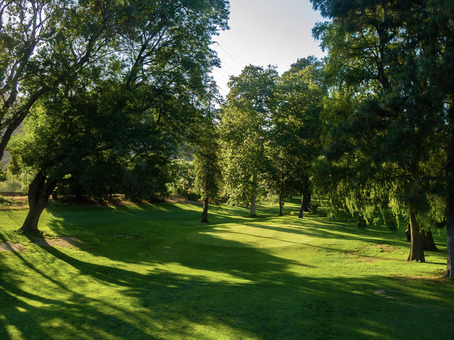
[217,60,324,218]
[163,59,324,222]
[191,0,454,278]
[2,0,453,278]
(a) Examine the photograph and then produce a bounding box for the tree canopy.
[218,65,278,216]
[7,0,230,233]
[311,0,454,273]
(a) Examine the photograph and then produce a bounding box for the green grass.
[0,200,453,339]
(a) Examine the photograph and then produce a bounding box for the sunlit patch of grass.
[0,200,452,339]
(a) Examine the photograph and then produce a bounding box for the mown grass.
[0,199,453,339]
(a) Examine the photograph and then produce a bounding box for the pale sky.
[211,0,326,97]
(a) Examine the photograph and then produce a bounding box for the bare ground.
[0,236,82,252]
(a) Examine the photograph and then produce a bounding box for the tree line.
[1,0,453,278]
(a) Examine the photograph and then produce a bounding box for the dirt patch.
[391,274,446,282]
[0,241,26,252]
[33,236,82,248]
[356,257,378,263]
[373,244,398,252]
[346,252,403,263]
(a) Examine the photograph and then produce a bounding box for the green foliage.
[0,172,22,193]
[269,57,325,202]
[219,65,278,207]
[6,0,230,205]
[357,215,367,229]
[311,0,448,226]
[167,158,197,200]
[125,152,170,202]
[193,121,222,202]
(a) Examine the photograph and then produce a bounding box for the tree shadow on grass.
[2,230,454,339]
[45,201,446,267]
[1,203,452,338]
[0,278,156,340]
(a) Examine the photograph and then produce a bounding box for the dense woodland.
[1,0,453,278]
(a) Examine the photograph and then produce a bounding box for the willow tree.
[219,65,278,217]
[424,0,454,278]
[311,0,448,262]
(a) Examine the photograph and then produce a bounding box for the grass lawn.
[0,199,453,339]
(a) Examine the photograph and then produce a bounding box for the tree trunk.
[447,198,454,277]
[302,191,311,212]
[250,169,257,217]
[278,170,284,216]
[446,104,454,277]
[407,208,425,262]
[19,172,57,234]
[298,194,304,218]
[201,197,209,223]
[278,192,284,217]
[420,229,438,252]
[250,194,256,217]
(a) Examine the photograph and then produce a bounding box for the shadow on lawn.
[0,203,452,339]
[1,240,453,339]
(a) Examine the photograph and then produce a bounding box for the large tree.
[270,57,325,217]
[311,0,448,263]
[219,65,278,217]
[9,0,230,234]
[193,119,222,223]
[424,0,454,278]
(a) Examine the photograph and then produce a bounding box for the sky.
[211,0,327,97]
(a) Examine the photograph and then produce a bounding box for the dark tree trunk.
[74,185,85,203]
[278,171,284,216]
[19,172,57,234]
[250,170,257,217]
[298,194,304,218]
[407,208,425,262]
[405,227,411,242]
[201,197,209,223]
[420,229,438,252]
[278,193,284,217]
[299,190,312,219]
[446,104,454,278]
[250,194,256,217]
[447,198,454,277]
[302,191,311,212]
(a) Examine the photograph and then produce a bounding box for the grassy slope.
[0,200,453,339]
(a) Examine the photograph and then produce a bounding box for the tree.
[424,0,454,278]
[0,0,118,160]
[270,57,325,217]
[9,84,138,233]
[193,119,222,223]
[9,0,230,233]
[311,0,448,262]
[219,65,278,217]
[0,0,229,159]
[191,83,223,223]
